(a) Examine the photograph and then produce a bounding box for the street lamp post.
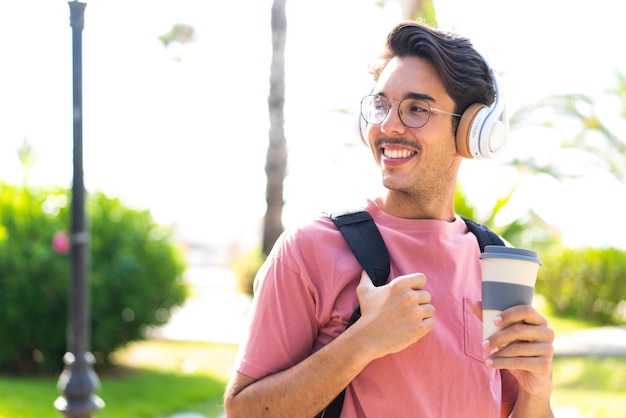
[54,2,104,417]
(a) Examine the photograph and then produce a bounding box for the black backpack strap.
[319,210,389,418]
[330,209,390,288]
[460,216,505,251]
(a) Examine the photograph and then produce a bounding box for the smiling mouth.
[382,148,416,159]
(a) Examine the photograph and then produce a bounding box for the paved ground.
[150,266,251,346]
[554,324,626,357]
[155,265,626,418]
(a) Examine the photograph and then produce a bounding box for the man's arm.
[224,322,376,418]
[224,272,435,417]
[483,304,555,418]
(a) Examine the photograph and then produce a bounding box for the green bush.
[231,245,265,295]
[0,182,187,374]
[537,246,626,325]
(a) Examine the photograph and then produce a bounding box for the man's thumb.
[359,270,374,287]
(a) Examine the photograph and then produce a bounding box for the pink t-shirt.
[235,199,518,417]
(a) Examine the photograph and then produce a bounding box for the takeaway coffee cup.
[480,246,542,339]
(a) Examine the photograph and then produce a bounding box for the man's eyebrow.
[373,91,436,102]
[404,92,435,102]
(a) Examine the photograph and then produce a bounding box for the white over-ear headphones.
[356,65,509,160]
[455,68,509,159]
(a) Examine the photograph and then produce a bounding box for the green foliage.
[494,209,562,253]
[455,185,561,251]
[0,182,187,374]
[158,23,196,47]
[453,185,478,220]
[608,70,626,120]
[552,357,626,418]
[537,246,626,325]
[231,245,265,295]
[88,193,188,359]
[0,184,69,374]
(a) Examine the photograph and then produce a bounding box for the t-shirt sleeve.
[234,234,320,379]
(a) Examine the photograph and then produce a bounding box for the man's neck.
[373,192,456,222]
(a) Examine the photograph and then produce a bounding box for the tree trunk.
[263,0,288,256]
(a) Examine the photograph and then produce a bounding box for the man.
[224,21,554,417]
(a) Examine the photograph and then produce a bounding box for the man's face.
[366,56,461,199]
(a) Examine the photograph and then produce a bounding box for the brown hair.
[370,21,495,129]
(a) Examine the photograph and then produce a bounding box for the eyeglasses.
[360,95,461,129]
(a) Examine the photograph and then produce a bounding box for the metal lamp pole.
[54,2,104,417]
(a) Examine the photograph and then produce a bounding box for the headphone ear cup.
[456,68,509,159]
[456,103,487,159]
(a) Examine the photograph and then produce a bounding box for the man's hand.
[355,271,435,359]
[483,305,555,405]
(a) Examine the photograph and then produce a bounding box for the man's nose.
[380,102,407,134]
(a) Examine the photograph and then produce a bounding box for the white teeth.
[384,148,414,159]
